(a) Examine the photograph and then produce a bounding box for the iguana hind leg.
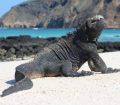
[15,70,25,82]
[1,77,33,97]
[1,62,44,97]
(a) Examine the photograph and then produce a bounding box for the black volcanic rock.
[0,35,59,61]
[0,0,120,28]
[0,35,120,61]
[97,42,120,52]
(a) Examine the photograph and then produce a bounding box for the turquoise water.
[99,29,120,42]
[0,28,74,38]
[0,28,120,42]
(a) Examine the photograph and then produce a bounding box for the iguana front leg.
[88,53,120,73]
[88,53,107,73]
[76,40,120,73]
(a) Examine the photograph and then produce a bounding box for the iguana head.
[68,15,106,44]
[85,15,106,42]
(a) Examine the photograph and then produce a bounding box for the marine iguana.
[1,15,120,97]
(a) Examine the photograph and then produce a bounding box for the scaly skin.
[1,15,120,97]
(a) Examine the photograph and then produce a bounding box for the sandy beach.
[0,51,120,105]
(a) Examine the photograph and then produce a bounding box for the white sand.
[0,52,120,105]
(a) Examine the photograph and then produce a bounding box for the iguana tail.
[1,78,33,97]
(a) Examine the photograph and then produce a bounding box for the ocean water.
[0,28,120,42]
[99,29,120,42]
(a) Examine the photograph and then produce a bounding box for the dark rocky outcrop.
[0,0,120,28]
[98,42,120,52]
[0,35,58,61]
[0,35,120,61]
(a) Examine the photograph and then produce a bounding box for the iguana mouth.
[91,15,104,21]
[85,15,106,42]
